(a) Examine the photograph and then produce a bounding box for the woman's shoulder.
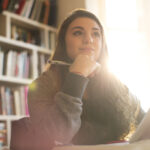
[28,68,60,98]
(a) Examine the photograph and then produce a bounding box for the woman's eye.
[93,32,100,37]
[73,30,82,36]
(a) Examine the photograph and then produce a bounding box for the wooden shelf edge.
[38,47,52,54]
[0,36,52,53]
[0,115,26,120]
[3,11,57,32]
[0,75,33,85]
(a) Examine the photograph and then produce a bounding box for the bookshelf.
[0,10,56,148]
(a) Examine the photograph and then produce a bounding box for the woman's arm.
[11,70,89,150]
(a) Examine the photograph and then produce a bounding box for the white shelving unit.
[0,11,57,148]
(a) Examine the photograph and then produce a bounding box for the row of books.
[0,122,7,147]
[0,49,32,78]
[0,86,29,116]
[11,24,56,49]
[0,0,57,26]
[11,24,42,47]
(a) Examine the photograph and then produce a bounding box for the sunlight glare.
[105,0,150,112]
[107,30,150,112]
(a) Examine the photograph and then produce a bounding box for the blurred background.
[57,0,150,112]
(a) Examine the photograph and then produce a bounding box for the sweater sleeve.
[10,71,89,150]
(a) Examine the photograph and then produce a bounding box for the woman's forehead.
[68,17,101,30]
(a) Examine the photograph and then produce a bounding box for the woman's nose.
[83,33,93,44]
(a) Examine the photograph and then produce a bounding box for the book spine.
[6,50,13,76]
[0,121,7,146]
[24,0,35,18]
[2,0,9,10]
[19,87,25,115]
[15,0,26,15]
[14,90,21,115]
[43,0,50,24]
[5,87,12,115]
[24,86,29,116]
[0,49,4,76]
[0,86,7,115]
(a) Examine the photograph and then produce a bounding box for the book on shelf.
[28,0,36,18]
[1,0,57,27]
[48,0,57,26]
[43,0,50,24]
[11,24,18,40]
[17,51,26,78]
[26,0,35,18]
[0,121,7,147]
[0,48,4,76]
[0,86,7,115]
[7,0,21,13]
[34,0,43,21]
[15,0,26,15]
[5,87,14,115]
[19,0,29,17]
[1,0,9,11]
[5,50,13,77]
[0,86,29,116]
[19,87,26,115]
[0,90,2,115]
[39,0,46,23]
[17,86,29,116]
[21,0,35,18]
[13,90,21,116]
[6,0,16,12]
[0,86,15,115]
[11,24,42,46]
[30,0,39,20]
[2,50,32,79]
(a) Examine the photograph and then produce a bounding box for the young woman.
[10,9,145,150]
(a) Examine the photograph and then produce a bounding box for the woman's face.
[65,17,102,61]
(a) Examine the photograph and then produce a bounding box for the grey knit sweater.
[10,69,145,150]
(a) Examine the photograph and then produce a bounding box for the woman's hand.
[69,54,101,77]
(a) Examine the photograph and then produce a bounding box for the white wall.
[85,0,106,28]
[56,0,106,28]
[56,0,86,26]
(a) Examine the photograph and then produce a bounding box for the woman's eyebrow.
[92,27,101,31]
[71,26,100,31]
[71,26,84,30]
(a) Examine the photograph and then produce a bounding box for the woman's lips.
[79,48,95,56]
[79,47,94,51]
